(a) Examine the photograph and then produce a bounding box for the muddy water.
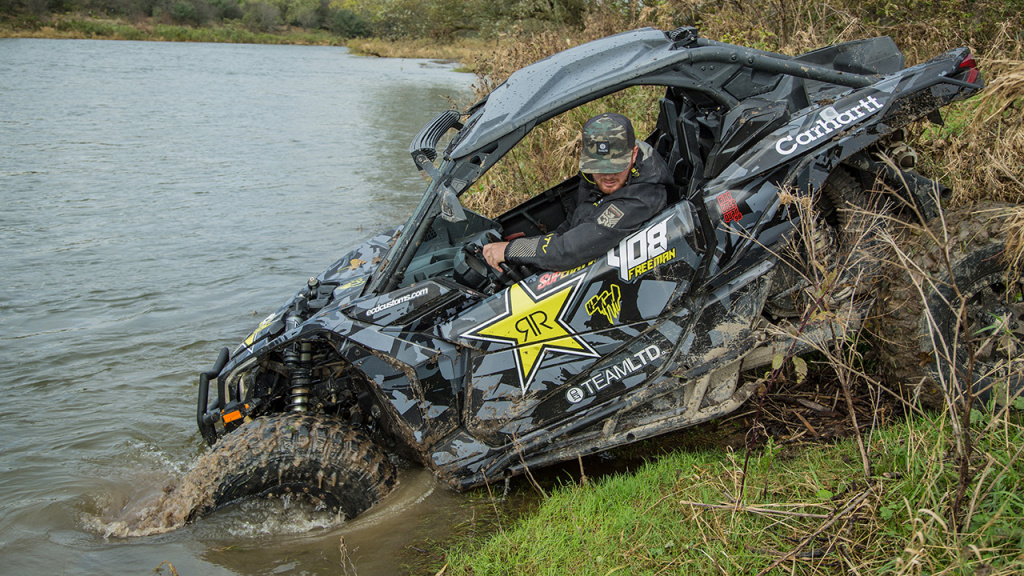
[0,38,474,575]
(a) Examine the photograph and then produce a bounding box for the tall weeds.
[447,3,1024,574]
[871,200,1024,574]
[463,2,1023,217]
[917,54,1024,206]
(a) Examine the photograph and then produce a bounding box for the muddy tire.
[186,413,397,521]
[818,166,870,229]
[872,202,1024,409]
[767,167,875,316]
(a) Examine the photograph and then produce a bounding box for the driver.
[483,112,671,272]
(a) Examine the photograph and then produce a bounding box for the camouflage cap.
[579,113,636,174]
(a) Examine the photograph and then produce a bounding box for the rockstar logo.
[465,277,598,395]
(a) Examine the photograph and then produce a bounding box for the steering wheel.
[481,231,537,284]
[456,242,529,293]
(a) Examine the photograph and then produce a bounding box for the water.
[0,38,475,575]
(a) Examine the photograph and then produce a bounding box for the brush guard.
[197,346,231,445]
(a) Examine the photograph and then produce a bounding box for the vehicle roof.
[443,27,892,176]
[448,28,684,160]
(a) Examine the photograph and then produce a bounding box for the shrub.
[284,0,319,28]
[242,0,279,31]
[331,8,369,38]
[209,0,242,21]
[169,0,199,25]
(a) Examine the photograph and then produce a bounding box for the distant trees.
[0,0,607,37]
[341,0,597,39]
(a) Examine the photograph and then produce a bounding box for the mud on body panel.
[340,329,462,455]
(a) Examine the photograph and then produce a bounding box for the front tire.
[185,413,397,521]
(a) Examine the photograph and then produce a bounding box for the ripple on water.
[2,38,474,575]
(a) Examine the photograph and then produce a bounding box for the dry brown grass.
[462,185,532,219]
[694,0,1022,62]
[1007,206,1024,286]
[345,36,505,67]
[914,55,1024,207]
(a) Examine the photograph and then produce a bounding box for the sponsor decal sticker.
[716,191,743,223]
[607,218,675,281]
[565,387,586,403]
[775,95,884,156]
[243,313,279,348]
[596,204,625,228]
[369,287,429,315]
[565,345,662,403]
[536,261,594,291]
[338,276,367,290]
[465,277,598,395]
[585,284,622,324]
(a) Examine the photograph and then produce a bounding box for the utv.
[189,27,1017,521]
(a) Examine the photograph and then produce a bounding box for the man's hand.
[482,241,509,271]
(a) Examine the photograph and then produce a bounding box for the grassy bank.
[0,14,347,44]
[436,409,1023,574]
[439,5,1024,576]
[346,36,500,68]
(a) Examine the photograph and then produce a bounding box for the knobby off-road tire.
[186,413,397,521]
[767,167,876,317]
[873,201,1024,409]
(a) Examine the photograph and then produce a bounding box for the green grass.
[439,410,1024,575]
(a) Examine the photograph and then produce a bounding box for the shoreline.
[1,15,348,46]
[0,15,491,67]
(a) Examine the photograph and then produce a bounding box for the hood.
[231,228,399,362]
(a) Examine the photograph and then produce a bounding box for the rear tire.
[185,413,397,521]
[873,202,1023,408]
[766,167,875,317]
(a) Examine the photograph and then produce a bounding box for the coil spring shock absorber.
[284,341,312,412]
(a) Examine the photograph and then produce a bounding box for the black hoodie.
[504,141,672,271]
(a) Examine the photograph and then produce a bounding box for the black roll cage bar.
[375,29,880,295]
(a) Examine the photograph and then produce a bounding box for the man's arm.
[503,196,653,271]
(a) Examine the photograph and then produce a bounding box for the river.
[0,37,477,575]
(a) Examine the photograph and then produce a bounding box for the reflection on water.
[0,38,473,575]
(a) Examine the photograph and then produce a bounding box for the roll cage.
[365,26,943,295]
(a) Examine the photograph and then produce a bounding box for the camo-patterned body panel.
[199,28,983,490]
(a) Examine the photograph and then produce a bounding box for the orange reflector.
[223,410,243,424]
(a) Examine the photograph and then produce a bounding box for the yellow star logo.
[466,278,598,395]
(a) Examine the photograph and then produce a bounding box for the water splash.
[84,475,211,538]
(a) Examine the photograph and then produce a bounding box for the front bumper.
[196,346,232,445]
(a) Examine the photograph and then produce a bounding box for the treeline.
[0,0,598,38]
[5,0,1021,49]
